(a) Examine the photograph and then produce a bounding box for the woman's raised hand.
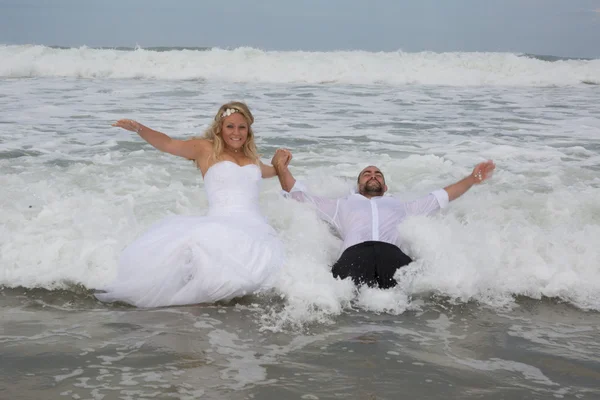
[112,119,143,133]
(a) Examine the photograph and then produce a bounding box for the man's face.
[357,166,387,197]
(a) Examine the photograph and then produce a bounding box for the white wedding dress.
[95,161,284,307]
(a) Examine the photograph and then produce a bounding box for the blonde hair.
[197,101,260,167]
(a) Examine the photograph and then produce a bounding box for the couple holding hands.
[96,102,495,308]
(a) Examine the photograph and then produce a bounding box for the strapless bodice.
[203,161,262,217]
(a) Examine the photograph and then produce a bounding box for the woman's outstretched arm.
[112,119,209,160]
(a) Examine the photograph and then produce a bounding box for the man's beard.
[361,179,384,196]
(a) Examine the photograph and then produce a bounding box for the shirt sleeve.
[401,188,449,217]
[285,181,341,226]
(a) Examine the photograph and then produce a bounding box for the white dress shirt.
[288,182,449,252]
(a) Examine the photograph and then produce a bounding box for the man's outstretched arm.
[402,160,496,216]
[271,149,341,227]
[444,160,496,201]
[272,148,296,192]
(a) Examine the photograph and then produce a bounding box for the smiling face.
[357,166,387,198]
[220,112,249,151]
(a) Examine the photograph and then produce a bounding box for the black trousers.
[331,241,413,289]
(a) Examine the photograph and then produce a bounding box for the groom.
[272,149,495,289]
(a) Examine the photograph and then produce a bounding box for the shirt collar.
[352,193,384,200]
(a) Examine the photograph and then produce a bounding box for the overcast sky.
[1,0,599,58]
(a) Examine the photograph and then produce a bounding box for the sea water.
[1,45,599,399]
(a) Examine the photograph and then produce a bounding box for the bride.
[95,102,290,307]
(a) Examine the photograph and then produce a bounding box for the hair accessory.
[221,108,238,118]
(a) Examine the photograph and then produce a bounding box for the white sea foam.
[0,45,599,86]
[1,75,599,325]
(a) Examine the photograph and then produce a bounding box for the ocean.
[1,45,599,399]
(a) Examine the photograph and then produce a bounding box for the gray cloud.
[0,0,598,58]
